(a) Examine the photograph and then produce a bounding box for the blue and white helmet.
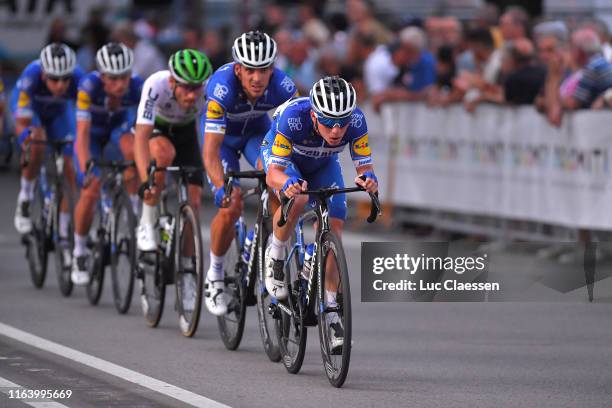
[40,43,77,77]
[310,76,357,119]
[232,31,277,69]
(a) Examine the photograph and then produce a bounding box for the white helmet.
[96,42,134,75]
[232,31,277,69]
[310,76,357,119]
[40,43,76,77]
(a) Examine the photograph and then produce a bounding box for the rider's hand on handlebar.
[214,185,242,208]
[281,177,307,199]
[138,182,158,201]
[355,171,378,194]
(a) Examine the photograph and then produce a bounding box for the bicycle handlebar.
[277,186,382,227]
[222,170,266,198]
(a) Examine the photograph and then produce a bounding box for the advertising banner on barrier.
[344,103,612,230]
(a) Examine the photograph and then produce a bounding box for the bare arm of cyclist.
[203,131,225,190]
[134,123,154,183]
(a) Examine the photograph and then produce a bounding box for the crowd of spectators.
[7,0,612,129]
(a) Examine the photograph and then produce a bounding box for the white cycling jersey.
[136,70,206,126]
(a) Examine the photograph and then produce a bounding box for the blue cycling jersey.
[10,60,84,120]
[203,62,297,145]
[261,97,372,174]
[76,71,143,132]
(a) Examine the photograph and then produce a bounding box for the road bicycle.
[272,183,380,387]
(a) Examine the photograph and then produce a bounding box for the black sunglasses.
[47,75,72,83]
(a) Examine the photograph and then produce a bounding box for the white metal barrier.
[340,103,612,238]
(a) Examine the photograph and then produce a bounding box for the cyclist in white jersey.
[134,49,212,251]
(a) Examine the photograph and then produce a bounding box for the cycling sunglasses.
[177,82,203,92]
[46,75,72,83]
[316,114,352,129]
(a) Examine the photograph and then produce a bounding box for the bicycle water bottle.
[242,229,254,264]
[301,243,315,280]
[101,189,112,215]
[159,215,170,250]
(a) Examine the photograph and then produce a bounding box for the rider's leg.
[142,135,175,221]
[73,176,101,256]
[14,126,45,234]
[117,131,139,214]
[206,143,242,281]
[60,154,77,240]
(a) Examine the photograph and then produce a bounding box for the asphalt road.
[0,170,611,408]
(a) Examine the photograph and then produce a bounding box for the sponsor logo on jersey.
[352,134,370,156]
[272,133,292,157]
[205,123,226,134]
[350,112,364,128]
[287,117,302,131]
[206,99,225,119]
[17,91,30,108]
[143,87,159,121]
[76,90,91,111]
[280,76,296,94]
[213,83,229,100]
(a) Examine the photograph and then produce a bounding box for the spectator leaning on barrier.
[499,6,529,43]
[561,28,612,111]
[112,21,165,80]
[533,21,571,124]
[454,27,502,112]
[503,38,546,105]
[357,29,398,97]
[370,26,436,112]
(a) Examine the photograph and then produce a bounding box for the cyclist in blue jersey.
[11,43,83,242]
[71,42,143,285]
[201,31,298,316]
[260,76,378,346]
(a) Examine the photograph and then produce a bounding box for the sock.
[140,203,158,226]
[325,290,337,307]
[207,251,225,281]
[270,233,288,260]
[59,212,70,239]
[129,194,140,216]
[19,177,35,203]
[73,234,88,257]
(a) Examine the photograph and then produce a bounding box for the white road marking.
[0,322,231,408]
[0,375,70,407]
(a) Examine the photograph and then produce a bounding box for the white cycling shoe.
[264,246,288,300]
[14,199,33,235]
[71,253,91,286]
[137,222,158,252]
[204,274,228,316]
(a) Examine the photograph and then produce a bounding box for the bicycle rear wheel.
[53,189,73,297]
[217,222,247,350]
[111,192,136,314]
[175,204,204,337]
[317,231,351,388]
[275,235,307,374]
[26,184,48,289]
[256,223,281,362]
[138,250,166,328]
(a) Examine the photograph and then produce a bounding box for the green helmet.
[168,49,212,85]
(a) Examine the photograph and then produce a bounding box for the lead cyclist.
[260,76,378,349]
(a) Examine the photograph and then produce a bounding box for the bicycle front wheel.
[53,189,73,297]
[26,183,48,289]
[175,204,204,337]
[256,225,281,362]
[317,231,352,388]
[217,223,247,350]
[110,192,136,314]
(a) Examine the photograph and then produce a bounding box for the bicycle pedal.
[268,303,281,319]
